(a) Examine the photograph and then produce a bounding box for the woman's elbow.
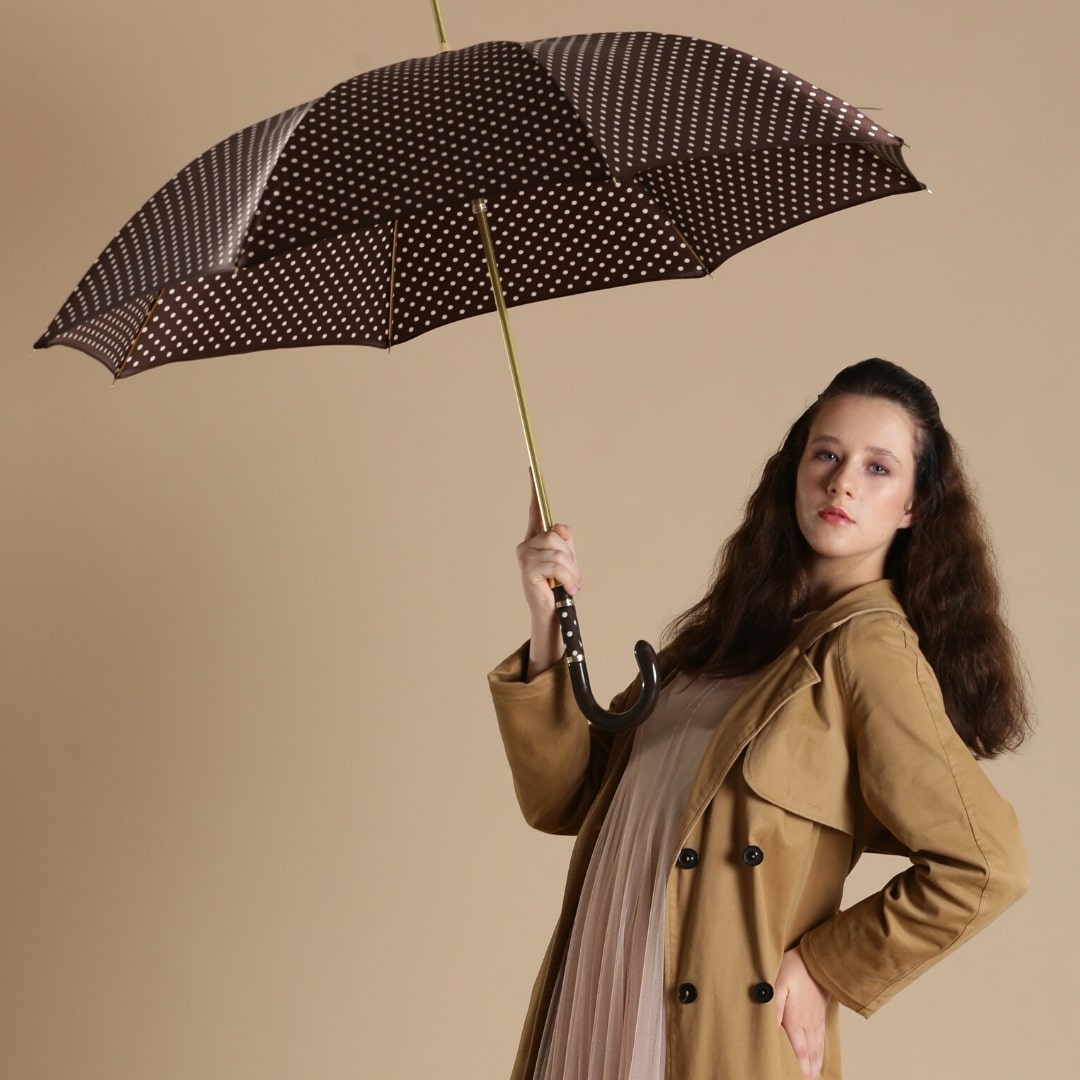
[980,813,1029,918]
[992,839,1029,911]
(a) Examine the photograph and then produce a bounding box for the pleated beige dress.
[533,671,756,1080]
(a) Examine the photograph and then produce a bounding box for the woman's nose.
[827,466,855,496]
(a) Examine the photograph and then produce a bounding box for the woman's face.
[795,393,919,604]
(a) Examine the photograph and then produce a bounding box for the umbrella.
[34,27,923,729]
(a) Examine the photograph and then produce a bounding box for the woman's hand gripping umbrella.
[517,483,661,728]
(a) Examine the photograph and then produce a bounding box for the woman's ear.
[899,493,921,529]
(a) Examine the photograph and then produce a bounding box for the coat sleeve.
[488,644,622,835]
[797,613,1028,1018]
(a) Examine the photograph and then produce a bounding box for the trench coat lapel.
[673,580,905,847]
[675,645,819,845]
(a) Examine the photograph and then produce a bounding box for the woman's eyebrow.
[809,434,903,463]
[866,444,903,463]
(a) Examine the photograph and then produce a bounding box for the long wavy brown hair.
[662,358,1030,757]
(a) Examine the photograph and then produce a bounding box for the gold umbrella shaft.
[472,198,553,531]
[429,0,450,52]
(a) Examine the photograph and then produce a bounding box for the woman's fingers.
[517,486,581,677]
[516,530,581,595]
[522,478,575,550]
[516,475,584,678]
[774,947,829,1080]
[779,1017,823,1080]
[524,481,544,542]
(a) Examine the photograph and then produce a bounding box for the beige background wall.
[1,1,1074,1076]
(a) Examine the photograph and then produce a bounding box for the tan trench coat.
[489,580,1027,1080]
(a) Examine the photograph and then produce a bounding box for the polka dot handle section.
[554,586,585,663]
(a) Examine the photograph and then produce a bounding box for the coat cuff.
[488,644,596,833]
[488,642,580,742]
[797,930,875,1018]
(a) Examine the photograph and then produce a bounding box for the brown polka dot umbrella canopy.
[35,30,923,728]
[37,31,920,376]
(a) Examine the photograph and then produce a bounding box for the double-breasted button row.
[677,845,763,869]
[678,981,774,1005]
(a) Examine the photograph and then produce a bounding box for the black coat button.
[677,983,698,1004]
[742,845,764,866]
[751,981,775,1003]
[677,848,700,869]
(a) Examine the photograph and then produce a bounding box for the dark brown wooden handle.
[552,584,660,731]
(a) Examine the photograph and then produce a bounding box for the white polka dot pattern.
[528,32,919,267]
[45,102,313,342]
[36,32,922,377]
[240,41,609,268]
[639,144,910,268]
[527,33,904,176]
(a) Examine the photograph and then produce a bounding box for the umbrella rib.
[386,219,400,347]
[668,221,711,276]
[116,288,165,380]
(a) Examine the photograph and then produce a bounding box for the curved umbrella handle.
[553,585,661,731]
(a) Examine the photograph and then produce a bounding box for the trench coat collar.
[795,578,907,652]
[673,578,907,846]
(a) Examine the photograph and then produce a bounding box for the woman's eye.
[868,463,889,475]
[816,450,838,462]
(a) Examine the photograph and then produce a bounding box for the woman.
[488,359,1030,1080]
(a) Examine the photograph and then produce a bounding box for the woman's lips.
[819,506,854,524]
